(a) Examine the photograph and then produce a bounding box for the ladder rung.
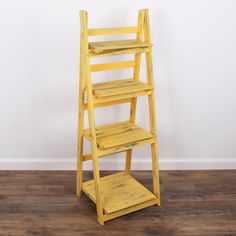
[83,98,132,110]
[90,61,135,72]
[88,26,138,36]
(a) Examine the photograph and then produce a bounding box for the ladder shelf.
[77,9,160,225]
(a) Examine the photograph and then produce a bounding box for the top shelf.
[89,39,151,56]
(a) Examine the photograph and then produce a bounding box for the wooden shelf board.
[82,172,157,214]
[89,47,149,57]
[93,89,153,104]
[89,39,151,54]
[96,137,155,157]
[84,121,154,150]
[92,79,152,98]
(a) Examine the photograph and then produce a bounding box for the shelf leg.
[80,10,104,225]
[125,10,145,174]
[76,129,84,198]
[144,9,161,206]
[91,150,104,225]
[125,98,136,174]
[151,141,161,206]
[125,149,133,174]
[76,88,85,197]
[76,16,86,198]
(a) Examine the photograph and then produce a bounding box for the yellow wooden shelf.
[89,39,151,54]
[77,9,160,224]
[82,172,158,214]
[84,121,154,150]
[92,79,152,98]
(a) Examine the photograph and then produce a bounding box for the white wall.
[0,0,236,170]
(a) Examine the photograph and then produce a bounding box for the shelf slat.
[92,79,152,98]
[89,47,149,57]
[97,137,155,157]
[89,39,151,54]
[93,89,153,104]
[84,121,154,150]
[82,172,157,214]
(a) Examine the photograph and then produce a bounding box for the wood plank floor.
[0,170,235,236]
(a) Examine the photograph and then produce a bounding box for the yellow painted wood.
[93,89,153,103]
[84,98,132,110]
[97,127,152,149]
[96,137,155,157]
[89,39,151,54]
[92,78,136,89]
[80,10,104,225]
[84,121,153,149]
[90,61,135,72]
[103,198,158,222]
[126,9,145,174]
[97,128,147,148]
[143,9,161,205]
[82,172,157,214]
[84,121,133,137]
[83,154,93,161]
[92,79,152,98]
[82,137,155,160]
[88,26,138,36]
[76,9,86,198]
[78,9,160,225]
[89,46,150,57]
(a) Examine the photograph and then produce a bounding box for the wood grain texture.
[92,79,152,98]
[80,10,104,224]
[92,89,153,104]
[82,172,157,214]
[0,170,235,235]
[89,46,150,57]
[83,121,154,150]
[89,39,151,53]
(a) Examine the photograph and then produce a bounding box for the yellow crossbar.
[88,27,138,36]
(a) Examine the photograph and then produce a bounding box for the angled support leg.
[80,10,104,225]
[76,13,86,197]
[143,9,161,205]
[76,61,85,197]
[125,9,145,174]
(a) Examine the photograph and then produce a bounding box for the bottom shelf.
[82,172,157,215]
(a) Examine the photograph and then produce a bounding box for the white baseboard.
[0,159,235,170]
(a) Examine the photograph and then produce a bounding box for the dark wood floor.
[0,170,235,236]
